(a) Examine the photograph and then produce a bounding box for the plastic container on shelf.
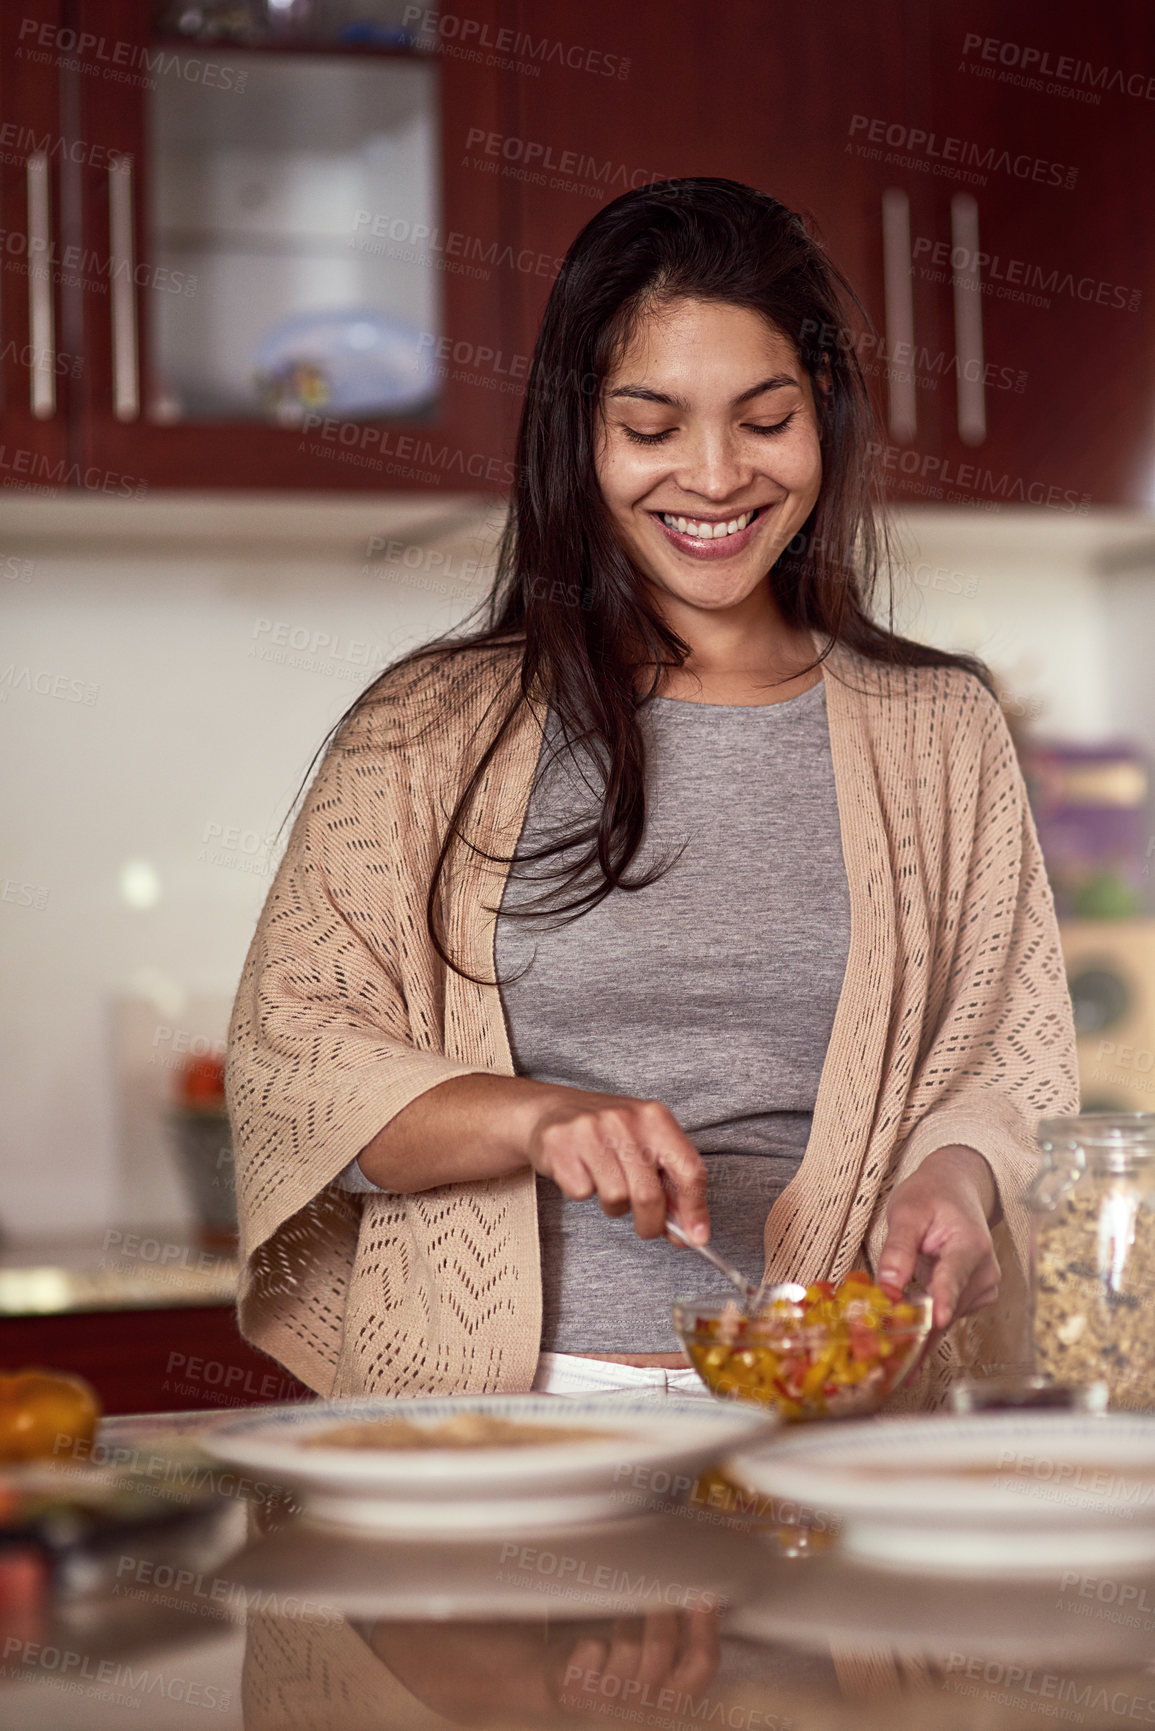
[168,1055,236,1244]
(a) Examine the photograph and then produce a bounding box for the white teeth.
[660,509,755,540]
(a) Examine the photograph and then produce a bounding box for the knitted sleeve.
[224,680,499,1392]
[864,678,1079,1376]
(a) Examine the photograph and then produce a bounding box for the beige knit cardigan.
[225,635,1079,1406]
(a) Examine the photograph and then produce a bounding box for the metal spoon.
[665,1217,759,1307]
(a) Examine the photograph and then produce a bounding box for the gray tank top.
[494,679,852,1352]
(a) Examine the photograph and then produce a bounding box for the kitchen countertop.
[0,1232,238,1316]
[5,1407,1155,1731]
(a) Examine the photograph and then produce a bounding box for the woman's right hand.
[524,1085,710,1243]
[356,1072,709,1244]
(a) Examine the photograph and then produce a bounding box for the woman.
[226,178,1078,1406]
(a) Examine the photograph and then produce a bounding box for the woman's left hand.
[876,1146,1001,1330]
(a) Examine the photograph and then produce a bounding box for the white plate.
[726,1413,1155,1576]
[204,1395,777,1534]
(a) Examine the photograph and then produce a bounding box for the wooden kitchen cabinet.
[488,0,925,484]
[493,0,1154,509]
[1,0,512,492]
[0,1304,311,1417]
[1,0,1151,501]
[910,0,1155,510]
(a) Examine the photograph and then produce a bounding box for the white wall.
[887,510,1134,740]
[1,494,497,1238]
[2,496,1152,1238]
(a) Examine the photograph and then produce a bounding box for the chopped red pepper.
[683,1275,930,1421]
[848,1323,881,1362]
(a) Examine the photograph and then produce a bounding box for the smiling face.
[594,297,824,631]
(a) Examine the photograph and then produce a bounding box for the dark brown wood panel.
[490,0,945,492]
[921,0,1155,509]
[490,0,1153,508]
[0,1306,312,1416]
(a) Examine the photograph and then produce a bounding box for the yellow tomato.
[0,1369,101,1463]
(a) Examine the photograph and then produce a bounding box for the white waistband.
[532,1351,711,1398]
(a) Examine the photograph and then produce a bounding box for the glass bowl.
[673,1280,934,1422]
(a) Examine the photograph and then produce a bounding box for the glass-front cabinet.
[148,51,441,427]
[1,0,509,490]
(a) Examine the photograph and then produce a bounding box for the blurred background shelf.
[0,1232,310,1414]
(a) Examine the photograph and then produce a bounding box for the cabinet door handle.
[881,188,917,442]
[950,194,986,446]
[26,153,56,420]
[109,155,140,422]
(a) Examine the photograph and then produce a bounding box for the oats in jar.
[1033,1171,1155,1411]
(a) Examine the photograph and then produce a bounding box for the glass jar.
[1028,1113,1155,1410]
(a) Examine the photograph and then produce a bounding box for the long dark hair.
[290,177,989,979]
